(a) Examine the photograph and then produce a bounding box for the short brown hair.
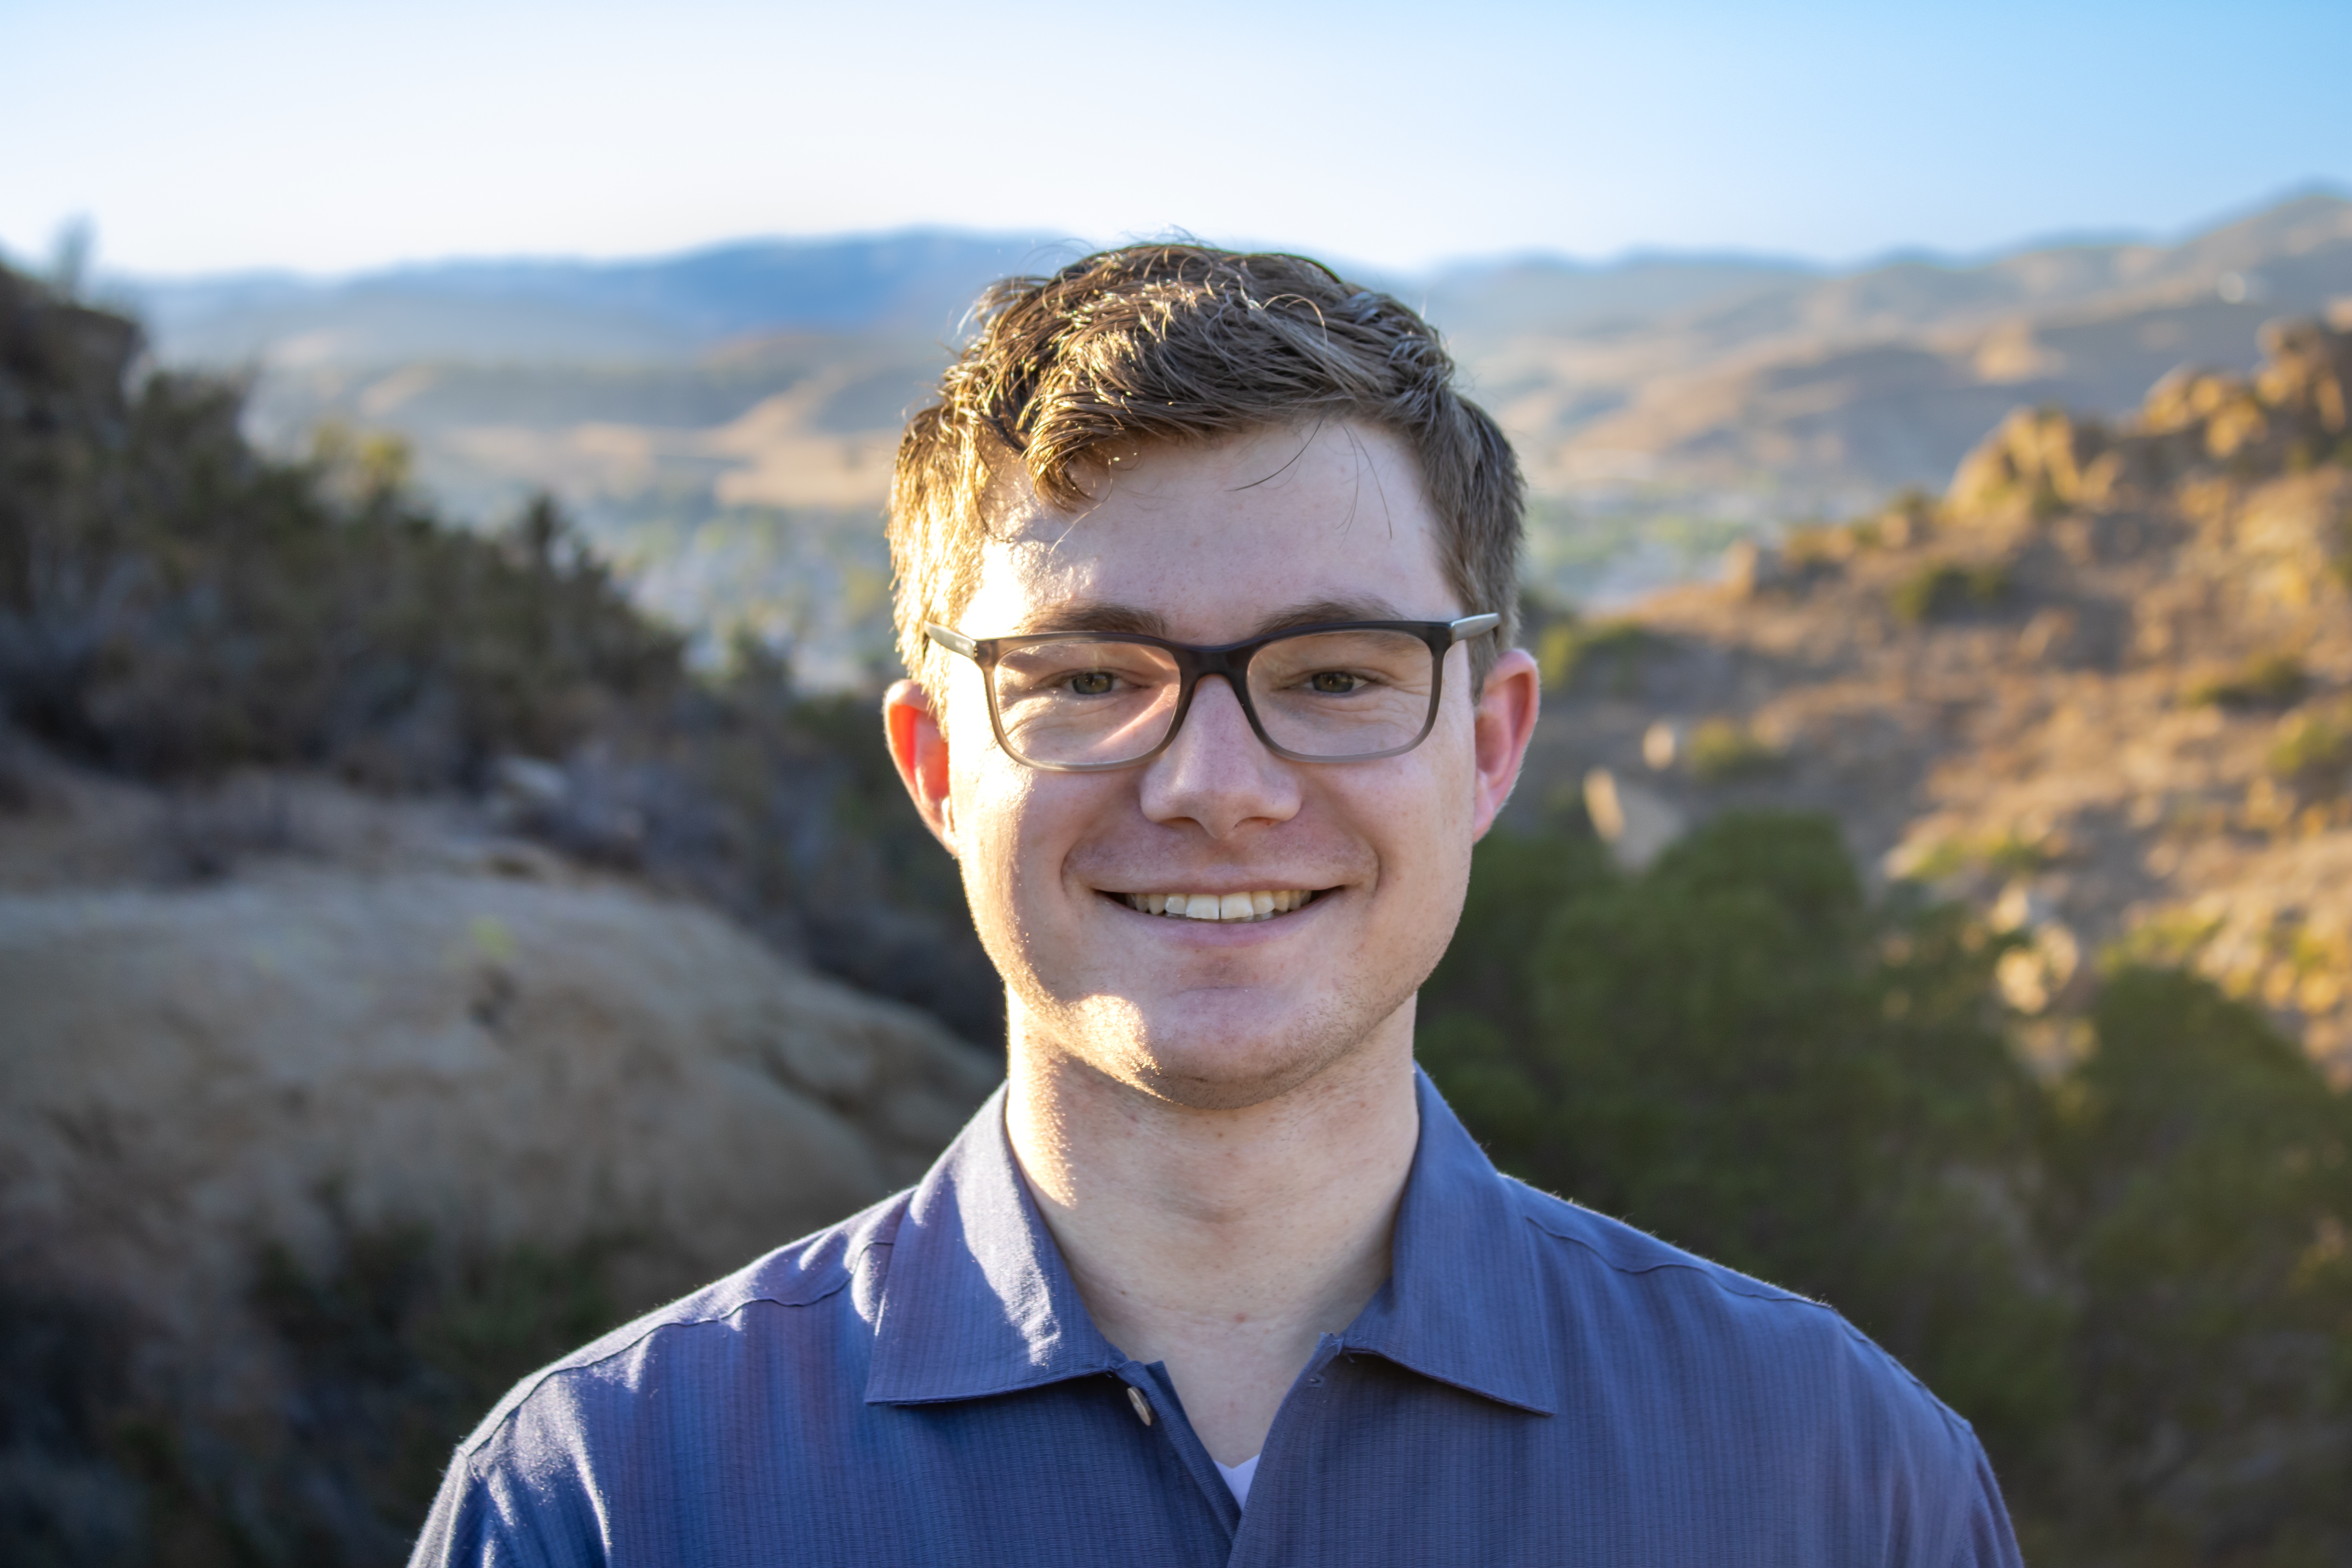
[887,243,1524,700]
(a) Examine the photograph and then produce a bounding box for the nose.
[1138,675,1301,838]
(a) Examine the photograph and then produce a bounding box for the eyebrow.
[1006,595,1421,641]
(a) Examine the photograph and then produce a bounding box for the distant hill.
[1534,190,2343,486]
[129,235,1821,371]
[116,190,2352,676]
[132,229,1082,366]
[1411,252,1820,339]
[1503,191,2352,505]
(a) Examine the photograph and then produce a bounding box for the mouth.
[1109,889,1323,923]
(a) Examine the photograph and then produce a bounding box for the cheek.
[1380,720,1480,864]
[1343,739,1481,965]
[955,760,1033,880]
[951,761,1094,928]
[1369,765,1479,978]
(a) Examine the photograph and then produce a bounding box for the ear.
[1468,647,1541,842]
[883,679,958,855]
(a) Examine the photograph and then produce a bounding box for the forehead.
[962,422,1454,641]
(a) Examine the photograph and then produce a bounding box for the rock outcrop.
[1947,315,2352,522]
[0,862,995,1315]
[0,750,999,1557]
[1519,317,2352,1073]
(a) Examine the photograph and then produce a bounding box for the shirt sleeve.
[1945,1441,2025,1568]
[407,1448,587,1568]
[408,1458,515,1568]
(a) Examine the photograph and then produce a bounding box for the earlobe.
[882,680,958,856]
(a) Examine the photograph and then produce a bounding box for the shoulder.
[1503,1178,1978,1453]
[1500,1181,2016,1562]
[410,1192,915,1558]
[1506,1176,1818,1311]
[454,1187,909,1469]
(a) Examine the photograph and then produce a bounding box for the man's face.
[891,421,1538,1109]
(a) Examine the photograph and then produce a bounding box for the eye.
[1308,670,1362,694]
[1067,670,1117,696]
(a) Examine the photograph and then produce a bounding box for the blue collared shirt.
[412,1073,2022,1566]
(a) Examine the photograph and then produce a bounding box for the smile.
[1115,890,1318,922]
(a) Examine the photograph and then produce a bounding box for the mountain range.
[120,188,2352,679]
[133,230,1078,365]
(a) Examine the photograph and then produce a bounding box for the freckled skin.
[883,420,1541,1465]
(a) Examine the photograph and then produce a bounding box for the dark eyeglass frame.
[924,613,1501,773]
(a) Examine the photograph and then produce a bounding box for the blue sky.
[4,0,2347,278]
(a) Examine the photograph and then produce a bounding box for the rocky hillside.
[1523,311,2352,1074]
[0,743,997,1561]
[0,262,1002,1563]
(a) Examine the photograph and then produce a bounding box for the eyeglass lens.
[988,629,1440,767]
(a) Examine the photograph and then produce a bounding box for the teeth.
[1120,890,1316,922]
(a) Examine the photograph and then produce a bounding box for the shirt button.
[1127,1386,1154,1426]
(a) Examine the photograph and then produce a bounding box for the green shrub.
[1422,813,2352,1563]
[1890,559,2010,624]
[2269,703,2352,790]
[1894,823,2057,886]
[1423,814,2058,1457]
[0,267,681,785]
[1535,617,1659,691]
[1684,717,1785,783]
[249,1215,624,1538]
[2040,969,2352,1555]
[2184,651,2309,710]
[0,1214,633,1566]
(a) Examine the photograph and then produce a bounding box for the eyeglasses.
[924,614,1501,772]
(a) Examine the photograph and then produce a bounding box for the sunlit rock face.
[0,760,1000,1552]
[0,863,996,1320]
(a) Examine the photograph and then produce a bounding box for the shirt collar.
[1338,1069,1558,1414]
[865,1069,1556,1417]
[864,1083,1123,1405]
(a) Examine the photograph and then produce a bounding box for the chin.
[1102,991,1387,1112]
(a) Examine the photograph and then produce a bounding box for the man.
[413,246,2021,1564]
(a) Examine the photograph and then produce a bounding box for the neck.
[1004,1008,1422,1466]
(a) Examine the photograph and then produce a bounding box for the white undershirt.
[1215,1453,1261,1506]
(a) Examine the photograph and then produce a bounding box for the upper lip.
[1098,880,1329,895]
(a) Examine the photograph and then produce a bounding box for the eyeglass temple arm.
[925,622,979,659]
[1448,613,1502,643]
